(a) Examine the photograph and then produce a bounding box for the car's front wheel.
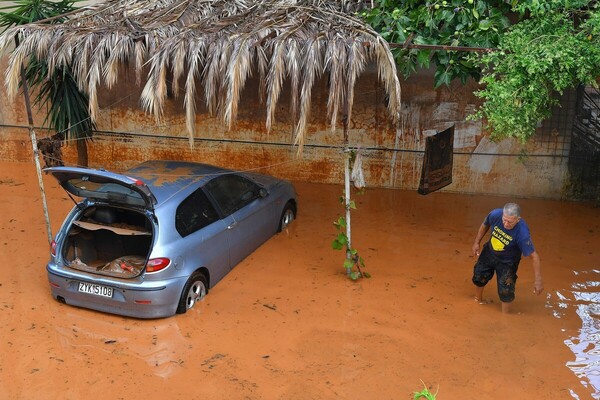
[176,271,208,314]
[278,202,296,232]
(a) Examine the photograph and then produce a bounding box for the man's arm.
[529,251,543,295]
[472,223,490,256]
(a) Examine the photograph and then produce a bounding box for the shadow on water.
[548,269,600,399]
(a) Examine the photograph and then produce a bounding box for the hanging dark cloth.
[418,125,454,195]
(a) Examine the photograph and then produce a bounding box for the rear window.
[175,188,220,237]
[64,179,146,207]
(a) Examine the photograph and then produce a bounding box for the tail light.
[146,258,170,273]
[50,240,57,256]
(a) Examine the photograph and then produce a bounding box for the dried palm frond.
[286,39,301,140]
[265,38,287,133]
[294,35,324,154]
[224,36,252,129]
[325,35,347,132]
[183,42,200,147]
[0,0,402,152]
[345,37,367,130]
[203,38,228,116]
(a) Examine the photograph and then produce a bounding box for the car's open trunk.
[61,206,153,278]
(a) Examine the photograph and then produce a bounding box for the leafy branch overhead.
[473,11,600,142]
[360,0,511,88]
[362,0,600,142]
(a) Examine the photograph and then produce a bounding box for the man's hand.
[529,251,543,295]
[472,242,480,257]
[472,223,489,257]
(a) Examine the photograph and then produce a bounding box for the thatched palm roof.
[0,0,401,151]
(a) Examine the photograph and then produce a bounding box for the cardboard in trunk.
[63,207,152,278]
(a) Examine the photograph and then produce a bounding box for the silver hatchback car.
[45,160,297,318]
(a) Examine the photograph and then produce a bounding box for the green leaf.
[433,69,451,88]
[416,50,431,68]
[478,19,492,31]
[413,382,437,400]
[333,216,346,230]
[440,10,454,23]
[332,239,344,250]
[344,258,355,270]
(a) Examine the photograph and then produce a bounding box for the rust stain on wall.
[0,56,572,199]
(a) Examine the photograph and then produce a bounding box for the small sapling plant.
[413,382,438,400]
[332,191,370,280]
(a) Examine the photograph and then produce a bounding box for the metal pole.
[344,149,352,275]
[342,102,352,275]
[20,65,53,244]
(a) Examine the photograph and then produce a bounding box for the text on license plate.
[78,282,113,298]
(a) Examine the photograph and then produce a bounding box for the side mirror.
[259,188,268,198]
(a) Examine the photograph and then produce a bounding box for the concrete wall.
[0,56,571,199]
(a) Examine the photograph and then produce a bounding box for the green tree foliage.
[362,1,600,142]
[473,9,600,141]
[0,0,75,23]
[360,0,512,88]
[0,0,94,166]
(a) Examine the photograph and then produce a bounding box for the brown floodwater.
[0,160,598,399]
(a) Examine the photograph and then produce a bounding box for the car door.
[175,187,231,284]
[204,174,274,268]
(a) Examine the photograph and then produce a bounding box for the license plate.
[78,282,113,298]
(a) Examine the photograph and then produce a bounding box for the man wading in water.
[471,203,544,313]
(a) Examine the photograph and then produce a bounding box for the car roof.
[125,160,232,206]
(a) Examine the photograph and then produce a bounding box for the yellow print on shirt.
[491,226,513,251]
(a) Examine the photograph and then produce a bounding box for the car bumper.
[47,264,188,319]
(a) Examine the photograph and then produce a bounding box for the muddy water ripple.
[549,269,600,399]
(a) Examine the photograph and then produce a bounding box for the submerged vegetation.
[413,382,438,400]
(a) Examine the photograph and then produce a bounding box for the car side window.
[175,188,220,237]
[205,174,260,216]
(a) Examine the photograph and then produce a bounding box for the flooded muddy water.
[0,160,598,399]
[551,270,600,398]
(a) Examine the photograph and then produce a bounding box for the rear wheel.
[278,202,296,232]
[176,271,208,314]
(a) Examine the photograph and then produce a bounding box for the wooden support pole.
[20,65,53,245]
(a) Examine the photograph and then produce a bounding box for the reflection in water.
[53,312,189,378]
[548,270,600,399]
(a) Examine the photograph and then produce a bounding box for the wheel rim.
[185,280,206,310]
[281,208,294,230]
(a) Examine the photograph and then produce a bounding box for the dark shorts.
[472,243,520,302]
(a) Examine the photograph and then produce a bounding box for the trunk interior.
[62,206,153,278]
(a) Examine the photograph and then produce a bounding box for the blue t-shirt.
[484,208,535,262]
